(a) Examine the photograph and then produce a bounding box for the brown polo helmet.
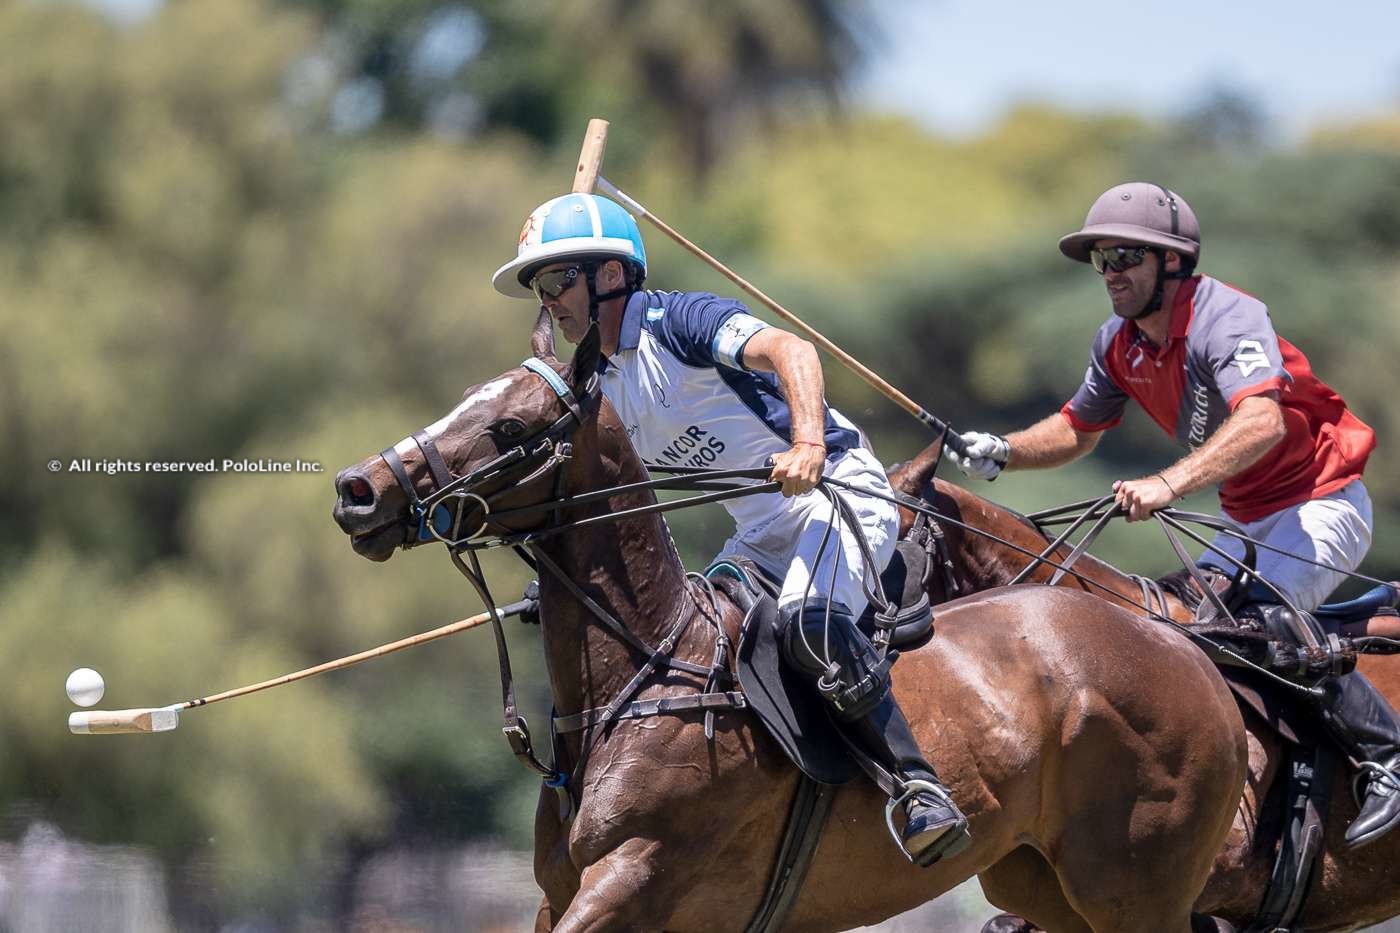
[1058,182,1201,264]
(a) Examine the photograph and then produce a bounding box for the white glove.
[943,431,1010,480]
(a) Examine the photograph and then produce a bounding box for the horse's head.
[332,310,603,561]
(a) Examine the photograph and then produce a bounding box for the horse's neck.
[938,481,1193,620]
[535,442,692,718]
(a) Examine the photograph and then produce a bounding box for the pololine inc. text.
[57,458,324,475]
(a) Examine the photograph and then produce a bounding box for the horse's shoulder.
[937,583,1121,617]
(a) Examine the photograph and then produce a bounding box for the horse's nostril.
[340,474,375,507]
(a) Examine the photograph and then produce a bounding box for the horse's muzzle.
[332,467,403,561]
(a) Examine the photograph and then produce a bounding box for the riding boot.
[1253,603,1400,848]
[846,691,972,864]
[1317,673,1400,848]
[778,598,971,865]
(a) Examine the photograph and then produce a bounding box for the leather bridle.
[378,357,598,549]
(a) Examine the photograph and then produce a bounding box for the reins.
[501,459,1400,700]
[378,354,1394,797]
[1030,494,1399,593]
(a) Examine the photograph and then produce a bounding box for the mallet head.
[69,707,180,735]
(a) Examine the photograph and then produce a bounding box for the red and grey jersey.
[598,289,864,527]
[1061,275,1374,522]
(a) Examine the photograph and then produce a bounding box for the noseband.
[378,358,597,548]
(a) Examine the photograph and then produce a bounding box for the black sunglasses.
[530,265,585,303]
[1090,245,1151,274]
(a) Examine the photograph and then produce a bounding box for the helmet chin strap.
[1130,248,1191,320]
[584,262,637,326]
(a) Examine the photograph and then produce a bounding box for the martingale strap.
[449,548,558,780]
[528,545,713,677]
[526,543,743,787]
[409,358,600,795]
[553,691,747,734]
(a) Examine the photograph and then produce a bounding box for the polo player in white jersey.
[493,192,970,865]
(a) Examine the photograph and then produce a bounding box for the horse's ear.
[530,307,556,361]
[568,322,602,394]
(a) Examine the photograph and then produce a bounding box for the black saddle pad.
[707,561,859,786]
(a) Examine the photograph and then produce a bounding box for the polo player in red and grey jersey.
[946,181,1400,848]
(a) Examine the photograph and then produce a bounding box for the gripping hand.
[944,431,1010,480]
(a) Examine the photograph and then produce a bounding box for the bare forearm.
[1159,396,1284,497]
[743,330,826,444]
[1005,414,1099,471]
[774,342,826,444]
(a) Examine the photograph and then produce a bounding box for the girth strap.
[743,776,836,933]
[1245,743,1337,933]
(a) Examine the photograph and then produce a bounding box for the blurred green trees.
[3,0,1399,925]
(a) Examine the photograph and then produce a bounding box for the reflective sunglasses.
[1089,245,1151,275]
[530,265,584,303]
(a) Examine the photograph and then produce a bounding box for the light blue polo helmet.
[492,193,647,299]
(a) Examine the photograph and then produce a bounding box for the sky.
[855,0,1400,138]
[85,0,1400,141]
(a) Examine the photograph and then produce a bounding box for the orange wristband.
[792,441,827,453]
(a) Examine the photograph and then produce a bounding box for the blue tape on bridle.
[522,357,573,403]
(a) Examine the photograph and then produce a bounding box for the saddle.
[1315,583,1400,624]
[709,557,860,785]
[1158,568,1400,630]
[706,541,937,786]
[1157,570,1400,932]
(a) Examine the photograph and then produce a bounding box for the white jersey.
[597,289,865,529]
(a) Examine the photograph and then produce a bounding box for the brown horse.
[332,318,1246,932]
[887,441,1400,932]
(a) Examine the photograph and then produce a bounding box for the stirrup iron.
[884,777,956,863]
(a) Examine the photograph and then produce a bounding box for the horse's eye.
[494,419,526,439]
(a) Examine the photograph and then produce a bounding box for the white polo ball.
[65,668,105,707]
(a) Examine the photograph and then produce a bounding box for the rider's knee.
[778,598,894,721]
